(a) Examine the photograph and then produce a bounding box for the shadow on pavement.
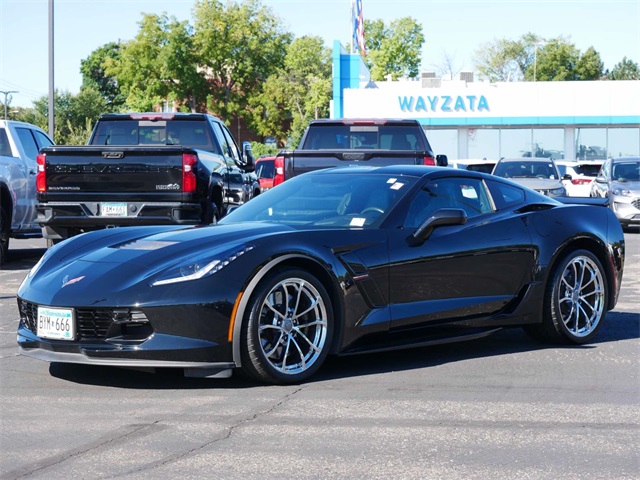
[47,310,638,389]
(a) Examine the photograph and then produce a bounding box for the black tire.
[524,249,608,345]
[0,206,9,266]
[241,268,333,384]
[203,200,220,225]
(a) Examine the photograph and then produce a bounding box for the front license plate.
[101,202,128,217]
[37,307,75,340]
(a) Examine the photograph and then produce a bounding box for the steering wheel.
[361,207,384,215]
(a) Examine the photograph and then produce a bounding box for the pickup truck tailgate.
[42,146,186,197]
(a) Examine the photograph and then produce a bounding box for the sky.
[1,0,639,109]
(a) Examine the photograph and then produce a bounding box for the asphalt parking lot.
[0,232,638,479]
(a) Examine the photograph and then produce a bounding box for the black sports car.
[17,166,625,384]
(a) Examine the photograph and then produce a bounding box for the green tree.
[474,33,538,82]
[80,42,125,110]
[32,88,106,144]
[575,47,604,80]
[192,0,291,123]
[250,36,332,147]
[607,56,640,80]
[363,17,424,81]
[106,13,206,112]
[530,39,581,81]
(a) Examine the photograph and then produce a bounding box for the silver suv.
[590,156,640,228]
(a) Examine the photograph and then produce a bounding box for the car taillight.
[571,179,592,185]
[273,155,285,186]
[423,156,435,166]
[36,153,46,192]
[182,153,197,193]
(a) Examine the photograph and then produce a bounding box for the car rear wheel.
[525,249,607,344]
[241,268,333,384]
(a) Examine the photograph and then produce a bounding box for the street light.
[1,90,18,119]
[533,41,547,82]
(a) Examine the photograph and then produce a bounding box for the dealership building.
[331,41,640,161]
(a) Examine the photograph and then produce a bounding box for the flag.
[351,0,366,56]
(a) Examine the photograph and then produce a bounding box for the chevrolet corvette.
[17,166,625,384]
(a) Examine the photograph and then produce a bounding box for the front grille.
[18,299,145,341]
[632,198,640,209]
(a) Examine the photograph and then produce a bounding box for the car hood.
[612,180,640,193]
[18,223,296,305]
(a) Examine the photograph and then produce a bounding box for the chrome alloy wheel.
[257,277,328,375]
[557,255,605,338]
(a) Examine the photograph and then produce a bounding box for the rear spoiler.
[556,197,609,207]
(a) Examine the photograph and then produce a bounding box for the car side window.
[220,125,242,163]
[210,122,232,159]
[486,180,526,210]
[403,177,493,228]
[33,130,54,149]
[15,127,39,160]
[0,128,12,156]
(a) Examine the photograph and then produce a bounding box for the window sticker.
[350,217,366,227]
[386,178,397,183]
[390,182,405,190]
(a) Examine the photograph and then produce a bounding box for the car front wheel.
[525,249,607,344]
[241,268,333,384]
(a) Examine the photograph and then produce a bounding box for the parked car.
[450,158,497,174]
[555,160,605,197]
[0,120,54,265]
[590,156,640,228]
[18,165,624,384]
[492,157,568,197]
[255,155,276,192]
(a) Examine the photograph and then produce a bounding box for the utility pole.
[1,90,18,120]
[48,0,55,137]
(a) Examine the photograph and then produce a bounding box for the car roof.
[611,156,640,162]
[311,164,489,179]
[498,157,556,163]
[308,118,421,126]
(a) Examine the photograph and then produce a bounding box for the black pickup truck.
[36,112,255,244]
[272,118,447,186]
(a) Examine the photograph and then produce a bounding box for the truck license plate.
[101,202,128,217]
[37,306,75,340]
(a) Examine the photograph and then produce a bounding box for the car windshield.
[612,161,640,181]
[493,161,558,180]
[220,171,418,228]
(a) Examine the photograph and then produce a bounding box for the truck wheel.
[0,206,9,266]
[240,268,333,384]
[204,202,219,224]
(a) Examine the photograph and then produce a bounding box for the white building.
[331,41,640,161]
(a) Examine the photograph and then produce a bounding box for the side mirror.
[562,174,572,181]
[595,175,606,183]
[241,141,255,172]
[408,208,467,246]
[436,154,448,167]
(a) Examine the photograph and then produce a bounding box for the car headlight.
[548,187,566,196]
[151,245,254,286]
[612,188,632,197]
